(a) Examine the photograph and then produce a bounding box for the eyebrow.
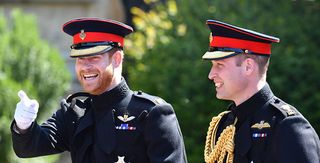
[212,60,225,64]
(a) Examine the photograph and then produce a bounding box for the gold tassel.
[204,111,237,163]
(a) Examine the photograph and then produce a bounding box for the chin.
[83,89,94,94]
[216,94,226,100]
[82,85,97,94]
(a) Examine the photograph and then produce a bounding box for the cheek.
[231,72,247,88]
[224,68,243,83]
[75,61,83,71]
[75,64,81,76]
[101,61,113,71]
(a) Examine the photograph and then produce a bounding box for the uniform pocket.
[249,128,270,163]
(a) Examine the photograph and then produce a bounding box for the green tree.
[125,0,320,162]
[0,9,71,163]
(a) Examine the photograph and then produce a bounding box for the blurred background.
[0,0,319,162]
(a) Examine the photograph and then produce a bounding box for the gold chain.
[204,111,237,163]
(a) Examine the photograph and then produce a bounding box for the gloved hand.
[14,90,39,130]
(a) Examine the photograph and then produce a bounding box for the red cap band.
[210,36,271,55]
[73,32,124,45]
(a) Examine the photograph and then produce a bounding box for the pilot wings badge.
[117,114,135,123]
[251,120,271,130]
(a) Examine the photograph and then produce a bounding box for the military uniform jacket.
[215,84,320,163]
[11,79,187,163]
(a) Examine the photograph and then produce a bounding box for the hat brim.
[202,51,237,60]
[70,45,113,58]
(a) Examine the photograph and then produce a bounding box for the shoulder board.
[270,97,296,117]
[133,90,167,105]
[66,92,91,103]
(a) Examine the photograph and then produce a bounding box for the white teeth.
[215,82,223,88]
[84,74,96,78]
[83,74,98,79]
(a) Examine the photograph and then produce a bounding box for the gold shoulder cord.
[204,111,238,163]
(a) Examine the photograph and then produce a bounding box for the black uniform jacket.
[11,79,187,163]
[216,84,320,163]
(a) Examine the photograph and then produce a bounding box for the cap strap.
[71,41,122,49]
[210,47,246,53]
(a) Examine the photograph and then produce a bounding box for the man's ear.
[112,50,123,67]
[243,58,255,75]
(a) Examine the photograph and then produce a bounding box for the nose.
[82,63,94,71]
[208,67,216,80]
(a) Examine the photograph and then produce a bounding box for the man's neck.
[234,80,266,106]
[106,75,122,92]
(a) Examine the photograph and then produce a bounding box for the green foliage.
[126,0,320,162]
[0,9,71,163]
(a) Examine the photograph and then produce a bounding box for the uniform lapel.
[73,109,94,163]
[96,109,116,154]
[235,119,252,157]
[74,109,94,136]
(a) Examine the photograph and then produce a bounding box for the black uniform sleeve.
[11,100,70,158]
[143,103,187,163]
[274,115,320,163]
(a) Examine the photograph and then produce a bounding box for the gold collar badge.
[251,120,271,130]
[281,104,295,116]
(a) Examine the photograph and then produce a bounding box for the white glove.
[14,90,39,130]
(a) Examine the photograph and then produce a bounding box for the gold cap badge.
[79,29,86,40]
[209,32,213,43]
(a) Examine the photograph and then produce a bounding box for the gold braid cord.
[204,111,237,163]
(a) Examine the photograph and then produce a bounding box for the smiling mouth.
[215,82,223,88]
[83,74,98,80]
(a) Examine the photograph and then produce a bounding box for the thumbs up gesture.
[14,90,39,130]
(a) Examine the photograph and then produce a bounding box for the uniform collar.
[229,83,274,127]
[90,77,131,110]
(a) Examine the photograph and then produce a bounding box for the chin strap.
[204,111,237,163]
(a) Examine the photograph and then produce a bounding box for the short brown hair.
[107,47,122,57]
[235,53,270,76]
